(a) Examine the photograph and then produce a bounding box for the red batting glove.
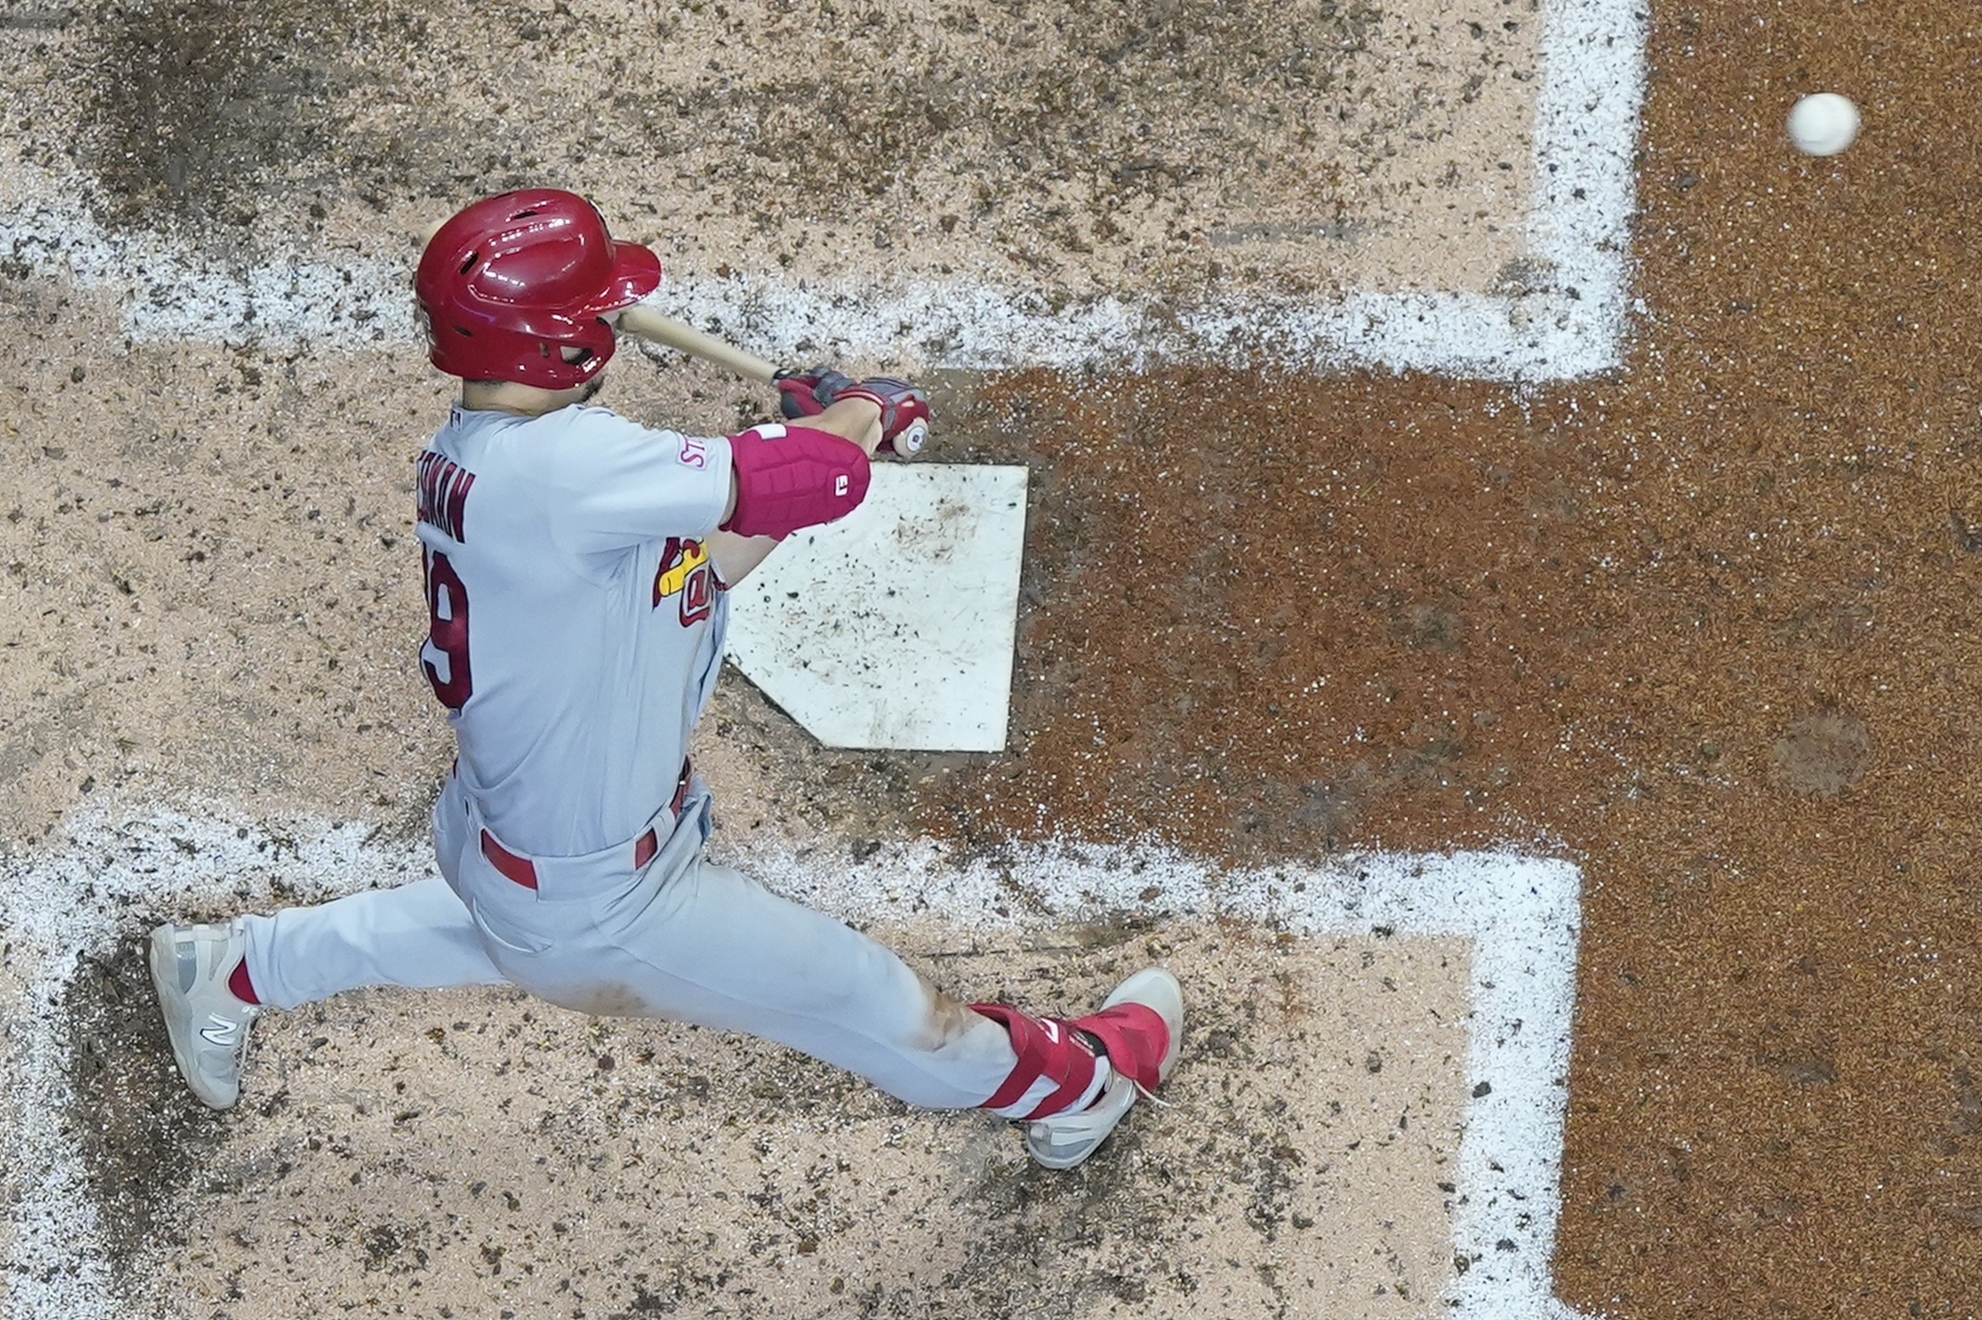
[774,365,859,420]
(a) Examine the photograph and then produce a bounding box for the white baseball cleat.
[1024,967,1184,1170]
[148,920,260,1110]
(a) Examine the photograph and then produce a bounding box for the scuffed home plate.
[725,464,1029,751]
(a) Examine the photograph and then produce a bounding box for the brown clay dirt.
[895,5,1982,1315]
[5,0,1982,1318]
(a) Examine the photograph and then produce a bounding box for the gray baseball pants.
[236,775,1019,1109]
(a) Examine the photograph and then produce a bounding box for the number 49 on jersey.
[421,547,472,711]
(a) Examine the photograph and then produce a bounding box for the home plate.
[725,463,1029,751]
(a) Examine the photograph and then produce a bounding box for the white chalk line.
[0,0,1644,381]
[0,804,1590,1320]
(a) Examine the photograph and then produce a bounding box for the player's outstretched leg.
[148,878,512,1108]
[148,920,261,1110]
[975,967,1184,1170]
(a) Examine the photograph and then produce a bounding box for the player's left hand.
[840,377,930,457]
[774,365,859,421]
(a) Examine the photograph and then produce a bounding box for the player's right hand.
[841,377,930,457]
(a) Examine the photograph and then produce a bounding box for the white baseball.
[1786,92,1860,157]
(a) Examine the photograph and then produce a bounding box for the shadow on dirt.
[62,923,233,1293]
[79,0,444,229]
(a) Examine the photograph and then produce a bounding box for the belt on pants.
[479,762,691,891]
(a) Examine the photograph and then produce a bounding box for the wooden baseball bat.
[617,302,778,384]
[618,304,927,456]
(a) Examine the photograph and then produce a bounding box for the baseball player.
[148,189,1183,1171]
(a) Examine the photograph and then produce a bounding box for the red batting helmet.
[415,189,663,389]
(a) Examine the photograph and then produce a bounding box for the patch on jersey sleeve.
[653,537,715,625]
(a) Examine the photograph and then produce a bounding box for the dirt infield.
[63,0,1533,298]
[122,926,1471,1319]
[4,0,1982,1318]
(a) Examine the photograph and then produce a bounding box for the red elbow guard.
[722,423,871,539]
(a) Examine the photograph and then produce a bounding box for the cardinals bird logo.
[653,538,714,625]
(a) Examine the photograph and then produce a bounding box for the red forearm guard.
[722,423,871,539]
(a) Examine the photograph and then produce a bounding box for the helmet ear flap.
[415,190,662,389]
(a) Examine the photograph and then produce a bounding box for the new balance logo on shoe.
[199,1013,242,1047]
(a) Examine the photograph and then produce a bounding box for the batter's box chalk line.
[0,805,1597,1320]
[0,0,1642,383]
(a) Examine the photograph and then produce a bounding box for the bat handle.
[887,419,929,457]
[617,303,778,384]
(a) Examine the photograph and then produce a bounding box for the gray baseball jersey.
[412,403,734,856]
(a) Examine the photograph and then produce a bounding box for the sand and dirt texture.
[77,924,1467,1318]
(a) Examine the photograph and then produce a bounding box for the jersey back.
[413,404,733,856]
